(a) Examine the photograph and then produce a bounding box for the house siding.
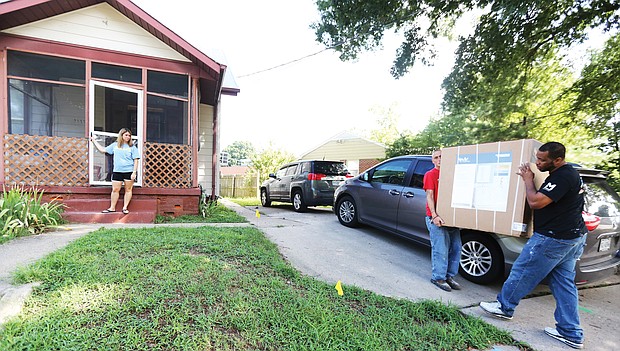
[198,103,214,194]
[2,3,190,62]
[302,139,385,160]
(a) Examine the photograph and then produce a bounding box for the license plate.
[599,237,611,252]
[332,180,342,187]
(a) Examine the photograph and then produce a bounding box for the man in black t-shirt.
[480,142,587,349]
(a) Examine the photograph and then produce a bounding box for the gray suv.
[261,160,351,212]
[334,155,620,285]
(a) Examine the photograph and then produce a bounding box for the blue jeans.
[497,232,587,342]
[425,217,461,281]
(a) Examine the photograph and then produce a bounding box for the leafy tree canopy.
[249,145,296,184]
[313,0,619,81]
[368,104,402,145]
[223,141,256,166]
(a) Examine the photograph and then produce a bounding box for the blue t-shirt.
[105,143,141,173]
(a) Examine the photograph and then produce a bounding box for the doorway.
[88,81,143,186]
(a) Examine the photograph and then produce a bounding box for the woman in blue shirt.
[90,128,141,214]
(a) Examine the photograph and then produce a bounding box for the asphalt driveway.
[226,200,620,351]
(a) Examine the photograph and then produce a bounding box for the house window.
[146,95,188,144]
[92,62,142,84]
[7,51,86,137]
[147,70,188,98]
[146,70,189,144]
[8,51,85,83]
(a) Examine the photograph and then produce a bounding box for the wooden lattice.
[143,142,192,188]
[4,134,89,186]
[3,135,193,188]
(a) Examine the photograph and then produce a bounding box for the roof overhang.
[0,0,238,103]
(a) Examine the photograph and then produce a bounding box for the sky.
[132,0,470,156]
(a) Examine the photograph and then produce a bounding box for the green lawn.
[0,227,524,351]
[155,200,247,224]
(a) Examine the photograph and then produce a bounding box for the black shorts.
[112,172,136,182]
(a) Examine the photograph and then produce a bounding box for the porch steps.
[61,198,158,224]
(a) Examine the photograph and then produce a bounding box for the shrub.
[0,186,65,243]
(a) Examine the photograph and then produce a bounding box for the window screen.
[147,70,188,98]
[8,50,85,83]
[92,62,142,84]
[146,95,188,144]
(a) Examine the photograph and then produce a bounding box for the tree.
[314,0,619,80]
[222,141,255,167]
[367,104,402,145]
[570,33,620,190]
[248,145,296,184]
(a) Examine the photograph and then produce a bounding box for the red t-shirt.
[423,167,440,217]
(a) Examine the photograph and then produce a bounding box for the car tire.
[459,232,504,284]
[336,196,359,227]
[292,190,307,212]
[260,188,271,207]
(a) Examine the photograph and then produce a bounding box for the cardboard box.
[436,139,546,237]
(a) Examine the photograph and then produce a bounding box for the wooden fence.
[220,175,259,198]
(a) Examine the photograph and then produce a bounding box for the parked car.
[333,155,620,284]
[261,160,351,212]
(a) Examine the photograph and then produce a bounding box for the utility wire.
[236,45,339,78]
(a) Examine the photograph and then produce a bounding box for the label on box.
[512,222,527,232]
[451,152,512,212]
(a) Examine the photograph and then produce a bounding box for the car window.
[301,162,311,173]
[409,160,434,188]
[582,177,620,218]
[313,161,348,175]
[370,159,412,185]
[285,165,298,176]
[275,166,288,178]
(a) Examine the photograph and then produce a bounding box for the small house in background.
[300,131,386,175]
[0,0,239,223]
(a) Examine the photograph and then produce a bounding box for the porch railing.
[3,134,192,188]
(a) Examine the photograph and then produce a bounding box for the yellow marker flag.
[335,280,343,296]
[255,210,261,218]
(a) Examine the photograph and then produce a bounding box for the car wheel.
[292,190,307,212]
[260,188,271,207]
[459,232,504,284]
[336,196,359,227]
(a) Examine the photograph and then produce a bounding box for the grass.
[227,197,261,207]
[0,227,524,351]
[155,200,246,224]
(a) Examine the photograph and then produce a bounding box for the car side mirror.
[269,173,276,179]
[359,172,369,182]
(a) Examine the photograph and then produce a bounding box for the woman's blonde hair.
[116,128,134,148]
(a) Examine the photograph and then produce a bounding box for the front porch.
[3,134,201,223]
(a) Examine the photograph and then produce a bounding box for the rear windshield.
[313,161,348,175]
[582,177,620,218]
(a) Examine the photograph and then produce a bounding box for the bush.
[0,186,65,243]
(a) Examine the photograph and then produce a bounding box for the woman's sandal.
[122,209,129,214]
[102,209,115,213]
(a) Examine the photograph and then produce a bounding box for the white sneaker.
[544,327,584,349]
[479,301,513,320]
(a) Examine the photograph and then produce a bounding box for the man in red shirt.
[423,150,462,292]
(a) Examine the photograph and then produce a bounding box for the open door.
[89,81,143,186]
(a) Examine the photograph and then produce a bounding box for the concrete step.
[61,198,158,223]
[62,210,156,223]
[62,198,157,212]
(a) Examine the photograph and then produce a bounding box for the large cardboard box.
[436,139,546,237]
